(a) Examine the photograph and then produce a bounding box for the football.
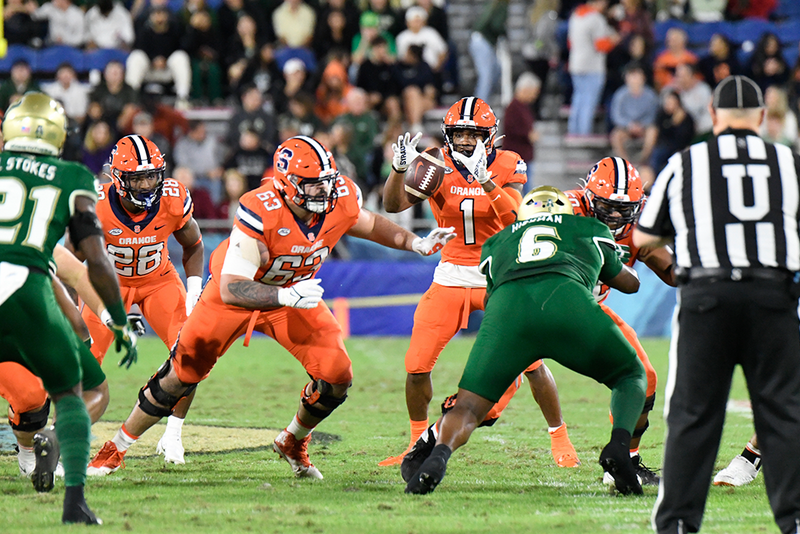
[404,147,446,204]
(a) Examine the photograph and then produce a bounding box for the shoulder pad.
[336,176,362,218]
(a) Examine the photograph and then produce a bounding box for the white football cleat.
[713,455,759,487]
[156,432,186,465]
[273,430,323,479]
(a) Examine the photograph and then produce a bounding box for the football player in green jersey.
[404,186,648,496]
[0,92,137,524]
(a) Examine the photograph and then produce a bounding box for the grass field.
[0,335,775,533]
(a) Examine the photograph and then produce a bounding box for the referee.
[633,75,800,534]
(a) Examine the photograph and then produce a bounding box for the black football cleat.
[405,453,448,495]
[401,426,436,483]
[599,430,643,496]
[32,428,60,493]
[63,501,103,525]
[632,454,660,486]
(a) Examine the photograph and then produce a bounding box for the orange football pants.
[0,362,47,426]
[83,268,187,364]
[600,302,658,397]
[405,282,540,421]
[171,278,352,386]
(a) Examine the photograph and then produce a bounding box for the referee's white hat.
[712,75,765,109]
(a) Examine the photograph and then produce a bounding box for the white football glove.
[391,132,422,172]
[185,276,203,316]
[127,312,146,336]
[412,226,457,256]
[450,139,492,185]
[277,278,325,309]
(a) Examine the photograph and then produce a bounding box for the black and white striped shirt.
[637,128,800,271]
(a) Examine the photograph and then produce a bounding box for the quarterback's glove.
[451,139,492,185]
[277,279,324,309]
[391,132,422,173]
[127,312,146,336]
[185,276,203,316]
[412,226,457,256]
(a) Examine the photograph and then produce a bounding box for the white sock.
[165,415,185,437]
[286,415,313,440]
[111,426,138,452]
[18,445,34,463]
[548,423,565,434]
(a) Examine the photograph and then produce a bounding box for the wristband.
[187,276,203,294]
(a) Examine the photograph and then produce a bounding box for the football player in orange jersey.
[1,245,116,483]
[71,134,205,466]
[380,96,579,468]
[564,156,676,486]
[86,135,457,479]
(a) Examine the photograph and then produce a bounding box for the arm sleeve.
[488,185,523,227]
[598,237,624,281]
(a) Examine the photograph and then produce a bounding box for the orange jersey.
[428,149,526,266]
[209,176,361,285]
[96,179,193,288]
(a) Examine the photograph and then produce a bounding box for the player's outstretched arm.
[174,217,205,314]
[604,264,640,294]
[640,245,676,287]
[347,208,456,255]
[383,132,421,213]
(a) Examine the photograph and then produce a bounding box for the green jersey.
[0,151,97,272]
[479,212,624,297]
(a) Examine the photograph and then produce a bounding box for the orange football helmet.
[583,157,644,238]
[441,96,498,158]
[273,136,339,214]
[108,134,166,210]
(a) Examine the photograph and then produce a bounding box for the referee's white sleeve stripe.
[776,144,800,271]
[691,142,720,268]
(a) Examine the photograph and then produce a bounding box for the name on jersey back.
[5,157,57,181]
[511,214,563,232]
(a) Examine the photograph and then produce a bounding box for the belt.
[678,267,794,284]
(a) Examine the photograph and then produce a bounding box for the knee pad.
[632,419,649,439]
[138,360,197,418]
[301,379,348,419]
[9,399,50,432]
[642,393,656,414]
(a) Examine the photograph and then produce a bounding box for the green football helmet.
[517,186,574,221]
[2,92,67,156]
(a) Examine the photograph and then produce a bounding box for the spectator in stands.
[217,0,270,62]
[363,0,402,36]
[644,90,694,183]
[725,0,777,20]
[224,128,272,191]
[183,7,222,105]
[173,120,226,199]
[611,0,653,48]
[318,0,361,42]
[126,5,192,109]
[356,35,402,124]
[313,9,354,63]
[394,44,436,132]
[698,33,740,88]
[273,57,315,116]
[351,11,397,75]
[749,32,789,93]
[759,85,799,152]
[567,0,617,136]
[334,88,380,188]
[669,63,713,136]
[217,168,248,226]
[173,166,218,220]
[224,14,261,95]
[238,42,282,99]
[396,7,448,77]
[653,27,697,91]
[503,72,540,191]
[689,0,726,21]
[42,63,90,125]
[33,0,85,48]
[469,0,508,103]
[130,0,177,32]
[81,120,116,175]
[125,87,189,147]
[272,0,316,49]
[277,91,322,139]
[315,59,353,125]
[609,62,659,163]
[88,60,139,133]
[84,0,135,51]
[318,125,359,185]
[522,0,558,118]
[3,0,45,47]
[0,60,40,113]
[789,44,800,117]
[411,0,449,43]
[227,84,277,154]
[129,110,172,165]
[605,33,653,109]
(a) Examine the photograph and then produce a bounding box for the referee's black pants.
[654,278,800,534]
